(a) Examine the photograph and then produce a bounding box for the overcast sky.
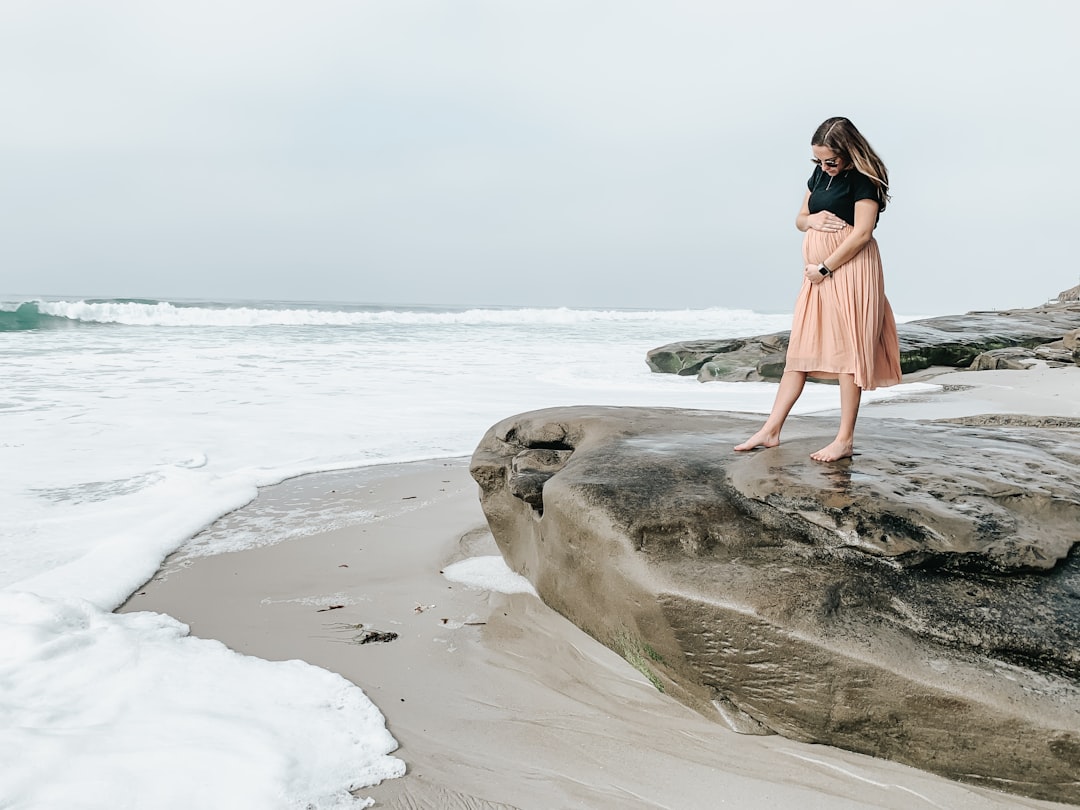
[1,0,1076,314]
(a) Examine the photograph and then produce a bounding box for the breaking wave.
[0,298,776,330]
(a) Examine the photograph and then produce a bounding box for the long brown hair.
[813,117,891,213]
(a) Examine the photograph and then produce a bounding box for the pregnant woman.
[735,116,902,461]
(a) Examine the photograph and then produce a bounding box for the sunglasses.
[811,156,844,169]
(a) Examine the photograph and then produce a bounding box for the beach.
[8,299,922,809]
[6,0,1080,801]
[121,363,1080,810]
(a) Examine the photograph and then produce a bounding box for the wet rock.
[470,406,1080,803]
[647,301,1080,381]
[897,305,1080,371]
[969,347,1040,370]
[935,414,1080,429]
[650,334,790,381]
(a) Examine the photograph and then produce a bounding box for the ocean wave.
[0,298,773,329]
[0,302,81,331]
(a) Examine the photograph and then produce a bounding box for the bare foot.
[810,439,853,462]
[734,429,779,452]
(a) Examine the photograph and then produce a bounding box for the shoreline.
[119,367,1080,809]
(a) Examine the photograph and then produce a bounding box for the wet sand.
[120,366,1080,809]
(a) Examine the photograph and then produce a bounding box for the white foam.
[442,556,540,596]
[25,298,793,329]
[0,591,403,809]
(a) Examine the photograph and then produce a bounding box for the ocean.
[0,297,933,808]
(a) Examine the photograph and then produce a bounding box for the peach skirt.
[786,226,902,391]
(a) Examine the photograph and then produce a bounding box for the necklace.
[826,173,834,191]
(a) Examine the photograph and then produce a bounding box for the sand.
[120,366,1080,809]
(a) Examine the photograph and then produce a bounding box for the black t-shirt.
[807,166,880,225]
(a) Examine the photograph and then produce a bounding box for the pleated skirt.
[786,226,903,391]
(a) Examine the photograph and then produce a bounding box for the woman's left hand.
[804,263,827,284]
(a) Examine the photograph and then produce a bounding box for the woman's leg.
[734,370,807,451]
[810,373,861,461]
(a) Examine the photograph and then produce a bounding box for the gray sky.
[1,0,1076,314]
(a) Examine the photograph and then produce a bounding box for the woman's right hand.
[806,211,847,233]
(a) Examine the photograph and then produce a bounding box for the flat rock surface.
[471,406,1080,803]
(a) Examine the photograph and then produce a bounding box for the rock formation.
[968,343,1076,370]
[1067,328,1080,367]
[648,301,1080,382]
[471,407,1080,803]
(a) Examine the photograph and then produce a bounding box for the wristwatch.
[818,263,832,277]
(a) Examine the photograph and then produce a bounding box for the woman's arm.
[802,198,879,284]
[821,198,879,269]
[796,190,847,233]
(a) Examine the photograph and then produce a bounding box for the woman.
[734,117,902,461]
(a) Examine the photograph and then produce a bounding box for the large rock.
[648,334,789,380]
[648,301,1080,381]
[471,407,1080,803]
